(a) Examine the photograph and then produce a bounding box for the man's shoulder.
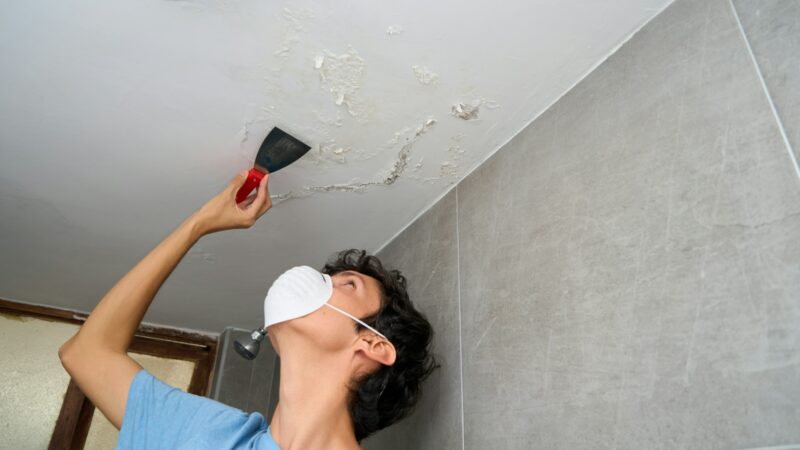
[118,369,268,449]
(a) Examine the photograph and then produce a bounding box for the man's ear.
[360,334,396,367]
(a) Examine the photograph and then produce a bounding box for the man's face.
[328,270,384,324]
[269,270,384,354]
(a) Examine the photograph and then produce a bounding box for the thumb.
[229,169,249,190]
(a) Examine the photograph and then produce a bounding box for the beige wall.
[0,313,80,449]
[0,312,197,449]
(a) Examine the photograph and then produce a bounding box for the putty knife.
[235,126,311,203]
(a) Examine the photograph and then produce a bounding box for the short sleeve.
[116,368,268,450]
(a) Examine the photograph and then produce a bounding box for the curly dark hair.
[320,248,440,442]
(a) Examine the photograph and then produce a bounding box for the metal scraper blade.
[254,127,312,174]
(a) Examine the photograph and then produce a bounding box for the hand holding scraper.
[235,127,312,204]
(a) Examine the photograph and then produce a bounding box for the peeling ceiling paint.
[0,0,672,332]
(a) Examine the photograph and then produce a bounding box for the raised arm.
[58,170,272,429]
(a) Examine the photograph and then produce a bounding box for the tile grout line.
[729,0,800,183]
[455,186,465,450]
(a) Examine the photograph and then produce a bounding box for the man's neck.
[269,348,360,450]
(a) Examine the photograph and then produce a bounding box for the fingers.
[240,192,257,208]
[248,173,271,219]
[237,173,271,223]
[224,169,271,229]
[253,173,271,216]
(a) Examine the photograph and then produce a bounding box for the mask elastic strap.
[323,303,390,342]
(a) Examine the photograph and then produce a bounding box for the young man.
[58,171,439,449]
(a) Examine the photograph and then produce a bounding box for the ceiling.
[0,0,671,333]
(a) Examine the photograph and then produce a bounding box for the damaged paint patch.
[274,7,314,58]
[299,138,379,166]
[450,98,500,120]
[234,109,279,146]
[386,25,404,36]
[236,123,251,145]
[271,179,374,202]
[314,47,373,121]
[311,109,343,127]
[385,117,436,147]
[439,161,458,178]
[233,109,271,166]
[447,143,466,160]
[270,117,437,205]
[271,190,313,203]
[383,117,436,184]
[439,142,466,178]
[235,115,268,145]
[309,180,371,193]
[451,102,480,120]
[408,135,469,186]
[479,98,501,111]
[412,65,439,85]
[316,141,352,163]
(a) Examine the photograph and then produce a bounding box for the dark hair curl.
[321,249,440,442]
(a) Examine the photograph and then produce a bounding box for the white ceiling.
[0,0,671,333]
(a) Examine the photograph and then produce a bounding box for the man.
[58,170,439,449]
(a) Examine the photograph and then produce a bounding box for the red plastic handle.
[235,168,266,204]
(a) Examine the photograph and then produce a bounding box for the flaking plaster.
[0,0,673,332]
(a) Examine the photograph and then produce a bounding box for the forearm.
[66,212,207,353]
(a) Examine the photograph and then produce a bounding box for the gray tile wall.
[364,190,463,450]
[367,0,800,448]
[733,0,800,170]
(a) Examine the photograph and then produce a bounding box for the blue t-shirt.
[116,368,281,450]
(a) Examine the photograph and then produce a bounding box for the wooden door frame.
[0,298,218,450]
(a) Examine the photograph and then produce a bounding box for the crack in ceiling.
[270,117,437,205]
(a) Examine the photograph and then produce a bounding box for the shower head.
[233,327,267,360]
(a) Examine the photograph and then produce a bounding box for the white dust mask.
[263,265,390,342]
